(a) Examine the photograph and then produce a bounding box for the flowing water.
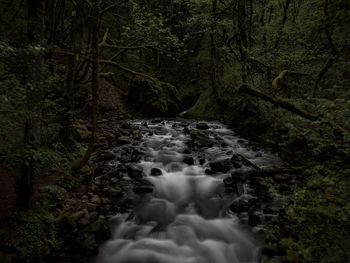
[95,120,284,263]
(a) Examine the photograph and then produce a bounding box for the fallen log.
[238,84,349,135]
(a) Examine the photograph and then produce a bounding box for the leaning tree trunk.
[15,0,45,210]
[237,0,249,83]
[72,1,99,171]
[59,5,79,143]
[209,0,219,98]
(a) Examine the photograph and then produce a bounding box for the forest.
[0,0,349,262]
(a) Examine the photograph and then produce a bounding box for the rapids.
[95,120,284,263]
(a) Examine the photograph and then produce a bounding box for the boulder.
[196,122,209,130]
[117,136,132,145]
[127,164,143,179]
[183,156,194,165]
[97,150,116,161]
[74,123,92,142]
[209,159,232,173]
[133,186,153,194]
[150,167,163,176]
[107,187,123,198]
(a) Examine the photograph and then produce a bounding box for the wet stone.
[209,158,232,173]
[133,186,153,194]
[196,122,210,130]
[127,164,143,178]
[150,167,163,176]
[117,136,132,145]
[183,156,194,165]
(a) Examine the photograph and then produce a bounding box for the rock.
[120,121,131,130]
[183,127,190,134]
[183,156,194,165]
[87,203,98,212]
[93,166,106,177]
[101,198,111,205]
[80,233,97,252]
[196,122,209,130]
[104,131,115,142]
[97,150,116,161]
[133,186,153,194]
[39,185,67,195]
[89,211,99,221]
[151,118,162,123]
[94,176,103,186]
[117,136,132,145]
[223,177,244,195]
[106,169,122,179]
[88,220,110,243]
[230,197,256,213]
[78,209,90,226]
[132,130,142,140]
[136,178,154,187]
[74,123,92,142]
[205,169,213,175]
[70,211,85,222]
[127,164,143,178]
[209,158,232,173]
[107,187,123,198]
[150,167,163,176]
[90,195,101,205]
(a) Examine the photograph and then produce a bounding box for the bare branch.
[100,0,127,15]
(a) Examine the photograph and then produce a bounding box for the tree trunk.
[209,0,218,97]
[59,6,79,143]
[15,0,45,210]
[237,0,249,83]
[72,1,99,171]
[274,0,291,50]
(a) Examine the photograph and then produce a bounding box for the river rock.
[196,122,209,130]
[97,150,116,161]
[150,167,163,176]
[127,164,143,178]
[117,136,132,145]
[90,195,101,205]
[87,203,98,212]
[74,123,92,142]
[120,121,131,130]
[78,209,90,226]
[70,211,85,222]
[183,156,194,165]
[107,187,123,198]
[133,185,153,194]
[209,158,232,173]
[132,129,142,140]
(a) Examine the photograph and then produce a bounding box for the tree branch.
[99,0,127,15]
[238,84,349,135]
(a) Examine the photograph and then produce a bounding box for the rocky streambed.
[60,119,300,263]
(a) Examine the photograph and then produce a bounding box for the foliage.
[4,185,65,263]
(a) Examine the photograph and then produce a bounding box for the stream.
[94,119,288,263]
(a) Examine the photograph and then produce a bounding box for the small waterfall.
[94,120,276,263]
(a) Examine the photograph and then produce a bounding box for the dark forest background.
[0,0,349,262]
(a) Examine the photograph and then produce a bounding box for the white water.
[95,121,279,263]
